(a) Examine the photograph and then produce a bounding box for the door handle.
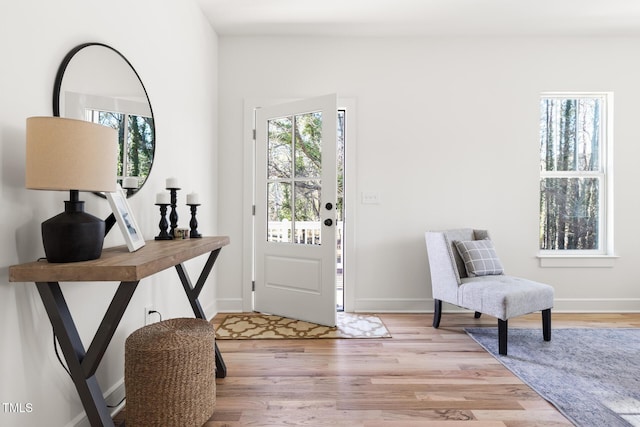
[324,218,333,226]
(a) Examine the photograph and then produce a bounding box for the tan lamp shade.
[26,116,118,192]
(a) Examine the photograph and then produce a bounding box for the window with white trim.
[539,93,612,255]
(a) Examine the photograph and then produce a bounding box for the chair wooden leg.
[498,319,508,355]
[542,309,551,341]
[474,311,482,319]
[433,299,442,328]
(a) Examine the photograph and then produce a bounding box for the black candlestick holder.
[154,203,173,240]
[188,204,202,238]
[167,187,180,236]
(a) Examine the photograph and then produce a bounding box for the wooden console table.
[9,236,230,427]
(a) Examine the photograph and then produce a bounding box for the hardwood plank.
[118,312,640,426]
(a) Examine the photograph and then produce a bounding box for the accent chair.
[425,228,554,355]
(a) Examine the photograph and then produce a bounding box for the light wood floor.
[115,312,640,426]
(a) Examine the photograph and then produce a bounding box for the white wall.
[0,1,219,426]
[218,36,640,314]
[3,7,640,425]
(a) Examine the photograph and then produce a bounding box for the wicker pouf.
[125,318,216,427]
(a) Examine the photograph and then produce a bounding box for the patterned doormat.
[215,312,391,339]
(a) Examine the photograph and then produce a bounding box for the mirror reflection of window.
[54,43,156,197]
[86,109,154,186]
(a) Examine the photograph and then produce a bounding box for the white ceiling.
[196,0,640,37]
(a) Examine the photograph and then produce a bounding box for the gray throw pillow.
[453,239,504,277]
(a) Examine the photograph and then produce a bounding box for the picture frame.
[106,185,145,252]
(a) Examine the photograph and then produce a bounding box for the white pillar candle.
[186,192,200,205]
[156,191,170,204]
[122,177,139,189]
[166,177,179,188]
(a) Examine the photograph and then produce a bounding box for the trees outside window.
[539,94,611,253]
[266,110,345,246]
[87,110,154,186]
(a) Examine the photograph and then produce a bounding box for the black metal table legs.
[33,248,227,427]
[36,280,139,427]
[175,248,227,378]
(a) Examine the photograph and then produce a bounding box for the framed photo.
[106,185,145,252]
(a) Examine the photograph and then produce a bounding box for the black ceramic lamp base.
[42,193,105,263]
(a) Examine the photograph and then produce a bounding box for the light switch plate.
[362,191,381,204]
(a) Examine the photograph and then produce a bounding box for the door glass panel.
[336,110,345,311]
[266,111,324,246]
[295,112,322,178]
[268,116,292,179]
[267,181,292,242]
[294,181,321,245]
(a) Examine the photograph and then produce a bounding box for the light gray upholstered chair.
[425,228,554,355]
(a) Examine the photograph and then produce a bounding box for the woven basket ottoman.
[125,318,216,427]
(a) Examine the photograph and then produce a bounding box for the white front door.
[254,94,337,326]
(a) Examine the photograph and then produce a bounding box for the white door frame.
[242,97,357,313]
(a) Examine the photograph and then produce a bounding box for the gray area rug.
[466,328,640,427]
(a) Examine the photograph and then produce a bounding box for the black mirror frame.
[52,42,155,198]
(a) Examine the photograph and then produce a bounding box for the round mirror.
[53,42,155,198]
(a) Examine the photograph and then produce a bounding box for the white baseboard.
[215,298,245,313]
[69,379,126,427]
[552,298,640,312]
[351,297,640,313]
[207,297,640,316]
[203,300,217,321]
[353,298,432,313]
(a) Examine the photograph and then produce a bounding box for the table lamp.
[26,116,118,263]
